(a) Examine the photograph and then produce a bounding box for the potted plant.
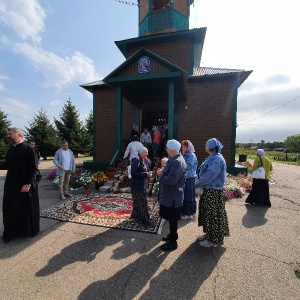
[92,171,109,190]
[78,171,93,194]
[106,166,117,181]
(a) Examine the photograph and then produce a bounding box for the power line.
[5,113,31,120]
[237,95,300,126]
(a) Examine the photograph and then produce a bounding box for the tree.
[25,108,59,159]
[82,110,93,156]
[54,99,84,156]
[0,109,11,160]
[284,134,300,152]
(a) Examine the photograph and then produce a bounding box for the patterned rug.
[40,193,162,234]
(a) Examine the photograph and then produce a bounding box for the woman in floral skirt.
[195,138,229,247]
[130,147,153,224]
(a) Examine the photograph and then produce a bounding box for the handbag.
[252,157,265,179]
[127,165,132,179]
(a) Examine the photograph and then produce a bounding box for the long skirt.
[198,188,229,245]
[182,177,196,216]
[131,189,150,224]
[245,179,271,206]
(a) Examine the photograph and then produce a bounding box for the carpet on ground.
[40,193,161,234]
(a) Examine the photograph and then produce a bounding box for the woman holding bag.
[245,149,273,207]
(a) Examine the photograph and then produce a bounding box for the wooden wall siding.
[174,0,188,16]
[94,88,116,162]
[118,58,171,77]
[178,79,234,165]
[139,0,148,22]
[128,38,190,73]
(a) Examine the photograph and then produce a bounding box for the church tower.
[138,0,194,36]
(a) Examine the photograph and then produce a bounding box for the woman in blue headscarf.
[181,140,198,220]
[195,138,229,247]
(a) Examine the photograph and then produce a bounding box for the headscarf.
[206,138,223,153]
[186,140,195,153]
[166,139,181,152]
[256,149,265,157]
[138,146,148,154]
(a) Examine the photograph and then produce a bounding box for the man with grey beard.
[2,127,40,243]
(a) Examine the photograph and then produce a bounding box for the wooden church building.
[81,0,252,174]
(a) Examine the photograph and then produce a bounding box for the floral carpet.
[40,193,161,234]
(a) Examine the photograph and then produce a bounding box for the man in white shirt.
[123,135,143,162]
[140,128,152,149]
[53,140,76,200]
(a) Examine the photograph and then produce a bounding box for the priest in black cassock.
[2,127,40,243]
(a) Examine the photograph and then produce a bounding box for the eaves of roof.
[190,67,253,87]
[80,80,106,92]
[115,27,206,58]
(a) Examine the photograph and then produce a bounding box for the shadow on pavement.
[78,242,225,299]
[242,204,269,228]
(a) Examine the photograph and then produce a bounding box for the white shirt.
[140,132,152,145]
[62,149,71,170]
[123,141,144,161]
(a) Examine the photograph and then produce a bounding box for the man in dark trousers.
[2,127,40,243]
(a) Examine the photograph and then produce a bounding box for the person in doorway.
[245,149,273,207]
[195,138,229,247]
[123,135,144,163]
[181,140,198,220]
[152,126,161,159]
[156,139,187,251]
[53,140,76,200]
[140,128,152,150]
[130,147,152,224]
[129,123,139,143]
[2,127,40,243]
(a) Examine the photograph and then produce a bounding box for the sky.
[0,0,299,143]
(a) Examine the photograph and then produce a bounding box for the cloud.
[1,97,30,113]
[0,74,10,91]
[49,99,62,106]
[13,42,100,90]
[0,0,46,44]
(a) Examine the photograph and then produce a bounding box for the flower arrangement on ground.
[224,173,252,200]
[78,170,93,186]
[92,171,108,184]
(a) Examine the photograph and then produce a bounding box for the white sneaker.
[199,240,218,248]
[197,234,207,241]
[60,194,66,200]
[181,215,194,221]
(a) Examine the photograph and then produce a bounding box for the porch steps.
[98,170,123,193]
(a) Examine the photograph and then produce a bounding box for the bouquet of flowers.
[78,170,93,185]
[92,171,108,184]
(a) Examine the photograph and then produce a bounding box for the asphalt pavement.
[0,158,299,300]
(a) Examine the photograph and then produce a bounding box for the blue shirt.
[183,152,198,178]
[196,153,226,189]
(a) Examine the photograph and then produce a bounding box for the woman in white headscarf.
[245,149,272,207]
[195,138,229,248]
